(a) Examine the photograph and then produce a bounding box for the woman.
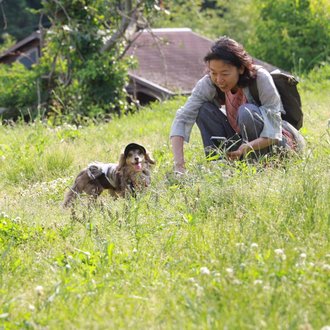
[170,36,305,173]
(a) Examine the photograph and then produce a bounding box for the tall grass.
[0,68,329,329]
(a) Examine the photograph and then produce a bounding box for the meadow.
[0,68,329,329]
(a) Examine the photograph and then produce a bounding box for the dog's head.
[117,143,155,173]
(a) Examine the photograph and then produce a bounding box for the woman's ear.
[145,151,155,165]
[117,153,126,172]
[239,65,245,75]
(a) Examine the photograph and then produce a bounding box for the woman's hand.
[227,137,277,160]
[174,163,185,174]
[227,143,252,160]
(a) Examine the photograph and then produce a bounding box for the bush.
[0,1,141,123]
[0,62,40,120]
[249,0,330,72]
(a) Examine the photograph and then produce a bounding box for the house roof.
[126,28,211,95]
[0,31,41,64]
[126,28,280,98]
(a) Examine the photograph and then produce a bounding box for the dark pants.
[196,102,268,156]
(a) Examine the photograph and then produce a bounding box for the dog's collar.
[87,162,119,189]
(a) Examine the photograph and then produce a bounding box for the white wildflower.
[322,264,330,271]
[62,25,72,32]
[274,248,284,255]
[254,279,263,285]
[35,285,44,295]
[251,243,258,249]
[225,268,234,275]
[200,267,211,275]
[195,283,204,296]
[300,253,307,259]
[274,249,287,260]
[321,326,330,330]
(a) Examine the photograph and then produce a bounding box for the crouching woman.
[170,36,305,173]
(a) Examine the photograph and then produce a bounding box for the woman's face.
[208,59,244,93]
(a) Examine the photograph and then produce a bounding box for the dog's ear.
[145,151,155,165]
[116,153,126,173]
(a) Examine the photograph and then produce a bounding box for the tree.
[249,0,330,72]
[0,0,44,42]
[0,0,162,122]
[152,0,258,46]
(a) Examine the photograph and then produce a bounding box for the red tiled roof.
[126,28,212,94]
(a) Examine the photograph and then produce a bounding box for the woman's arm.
[170,75,217,142]
[170,75,217,172]
[171,136,185,173]
[227,137,277,160]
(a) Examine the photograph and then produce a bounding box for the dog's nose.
[135,157,139,162]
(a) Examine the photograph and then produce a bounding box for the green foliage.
[36,0,133,120]
[0,33,16,53]
[249,0,330,72]
[0,1,160,122]
[0,62,40,119]
[153,0,258,47]
[300,62,330,93]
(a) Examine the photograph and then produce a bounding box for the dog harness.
[87,162,119,189]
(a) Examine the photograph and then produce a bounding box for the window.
[18,48,39,69]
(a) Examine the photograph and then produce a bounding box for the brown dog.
[63,143,155,207]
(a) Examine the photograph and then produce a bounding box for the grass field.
[0,67,329,329]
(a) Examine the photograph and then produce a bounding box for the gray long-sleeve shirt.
[170,66,284,142]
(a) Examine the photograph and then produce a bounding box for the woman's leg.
[237,104,264,141]
[237,104,272,156]
[196,102,240,155]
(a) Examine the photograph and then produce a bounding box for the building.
[0,31,41,69]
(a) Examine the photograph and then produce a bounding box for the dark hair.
[204,36,257,87]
